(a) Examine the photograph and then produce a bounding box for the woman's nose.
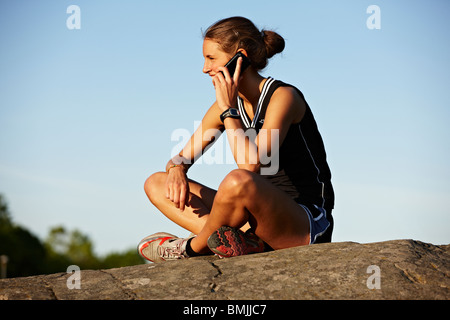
[203,61,211,74]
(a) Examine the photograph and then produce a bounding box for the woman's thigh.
[215,169,311,249]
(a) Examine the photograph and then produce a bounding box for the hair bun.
[261,29,285,58]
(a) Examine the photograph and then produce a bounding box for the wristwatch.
[220,108,240,123]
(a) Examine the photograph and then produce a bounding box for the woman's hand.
[165,167,189,211]
[212,57,243,112]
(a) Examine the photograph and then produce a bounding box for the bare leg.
[190,169,310,253]
[144,172,216,235]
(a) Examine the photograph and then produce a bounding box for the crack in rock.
[99,270,138,300]
[209,262,223,293]
[41,278,58,300]
[394,264,424,284]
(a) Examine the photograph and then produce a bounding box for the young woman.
[138,17,334,262]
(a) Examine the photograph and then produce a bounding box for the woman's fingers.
[165,175,189,211]
[213,64,240,110]
[173,189,180,209]
[179,184,188,211]
[233,57,243,84]
[217,66,231,82]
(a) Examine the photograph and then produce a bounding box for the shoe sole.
[207,226,264,258]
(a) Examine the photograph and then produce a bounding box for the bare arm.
[223,86,305,173]
[165,101,224,211]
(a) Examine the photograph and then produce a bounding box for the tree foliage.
[0,194,144,278]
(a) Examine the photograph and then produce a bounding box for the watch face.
[220,108,240,123]
[230,108,240,116]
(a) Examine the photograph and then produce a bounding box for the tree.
[0,194,12,228]
[101,249,144,269]
[1,193,145,278]
[45,226,145,271]
[45,226,100,270]
[0,195,48,277]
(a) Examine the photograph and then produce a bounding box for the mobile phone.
[223,52,251,77]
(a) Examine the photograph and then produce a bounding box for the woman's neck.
[238,69,266,109]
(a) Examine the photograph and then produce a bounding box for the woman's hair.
[203,16,285,71]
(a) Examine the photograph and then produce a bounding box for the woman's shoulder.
[270,79,305,100]
[270,79,306,108]
[267,79,306,123]
[271,84,301,101]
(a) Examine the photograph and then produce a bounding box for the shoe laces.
[157,238,188,260]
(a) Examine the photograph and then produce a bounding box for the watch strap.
[220,108,240,123]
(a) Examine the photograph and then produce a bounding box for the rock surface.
[0,239,448,300]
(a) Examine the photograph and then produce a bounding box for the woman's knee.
[218,169,256,197]
[144,171,167,203]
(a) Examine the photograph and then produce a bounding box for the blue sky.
[1,0,449,255]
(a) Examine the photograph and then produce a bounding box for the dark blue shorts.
[299,204,331,244]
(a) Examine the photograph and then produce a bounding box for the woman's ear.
[237,48,249,58]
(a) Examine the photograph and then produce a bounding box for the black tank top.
[237,77,335,215]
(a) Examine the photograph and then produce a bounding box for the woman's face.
[202,38,233,77]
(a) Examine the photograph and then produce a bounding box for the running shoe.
[207,226,265,258]
[138,232,191,263]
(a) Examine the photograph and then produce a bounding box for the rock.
[0,239,448,300]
